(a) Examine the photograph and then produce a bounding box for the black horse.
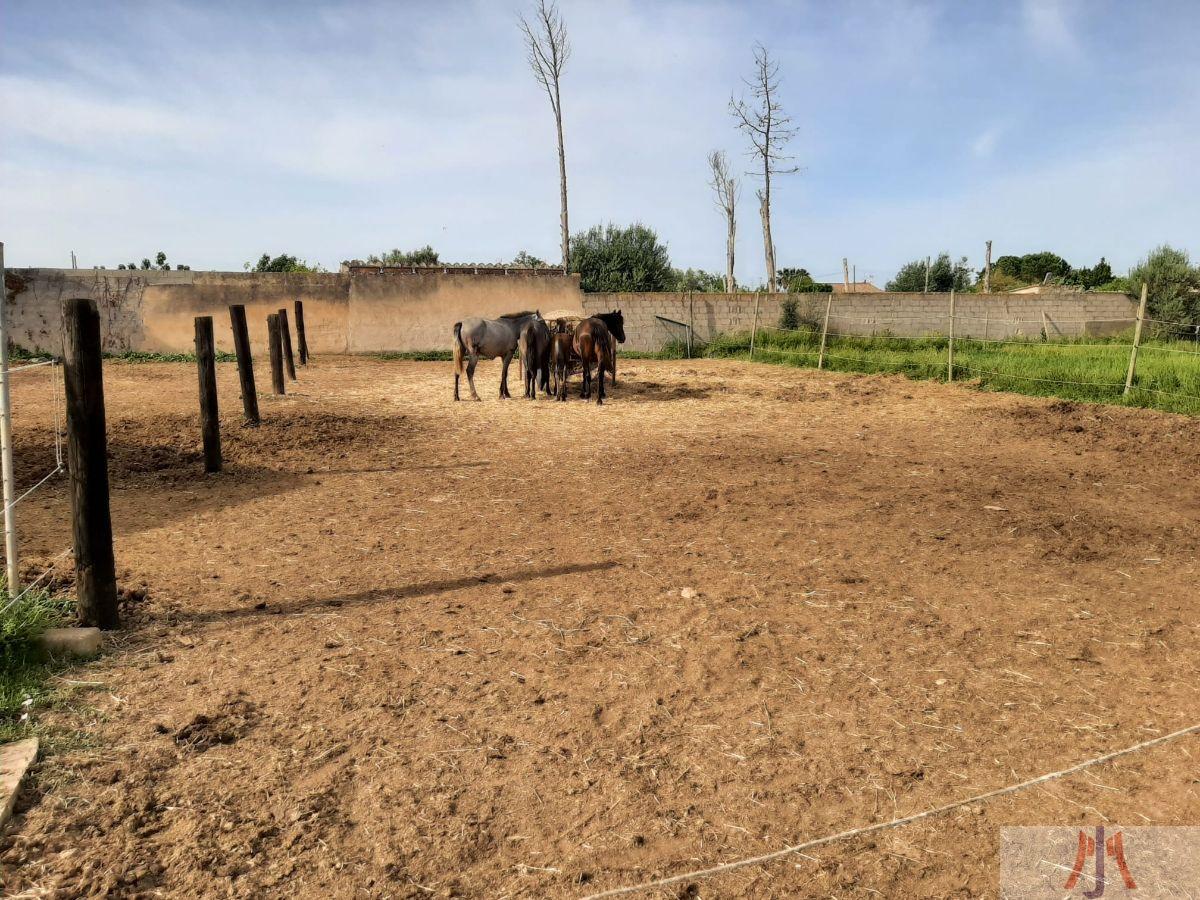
[591,309,625,384]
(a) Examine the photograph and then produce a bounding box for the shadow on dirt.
[159,560,620,628]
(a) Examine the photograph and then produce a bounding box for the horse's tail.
[452,322,465,375]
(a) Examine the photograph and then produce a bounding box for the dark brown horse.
[573,317,614,405]
[551,332,574,402]
[592,309,625,384]
[518,317,551,398]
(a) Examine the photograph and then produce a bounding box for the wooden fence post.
[62,298,118,630]
[268,313,285,395]
[278,309,297,380]
[749,291,761,361]
[947,290,956,382]
[1123,283,1149,396]
[817,292,834,370]
[194,316,222,474]
[228,305,260,425]
[294,300,309,366]
[1041,310,1051,341]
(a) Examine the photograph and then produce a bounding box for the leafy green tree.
[568,223,673,292]
[511,250,548,268]
[249,253,320,273]
[887,253,973,292]
[1065,257,1113,290]
[140,258,152,270]
[1128,245,1200,329]
[670,268,726,292]
[776,267,831,293]
[366,246,440,266]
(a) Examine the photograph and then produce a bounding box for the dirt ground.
[1,356,1198,898]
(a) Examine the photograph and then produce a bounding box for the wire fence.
[0,353,71,613]
[665,300,1200,414]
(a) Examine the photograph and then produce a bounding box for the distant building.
[1008,283,1084,294]
[831,281,882,293]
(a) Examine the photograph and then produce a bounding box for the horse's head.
[609,309,626,343]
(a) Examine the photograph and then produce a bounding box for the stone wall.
[582,291,1139,352]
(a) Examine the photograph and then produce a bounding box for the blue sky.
[3,0,1198,285]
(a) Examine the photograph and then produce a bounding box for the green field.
[652,326,1200,416]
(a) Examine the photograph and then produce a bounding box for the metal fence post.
[0,242,18,594]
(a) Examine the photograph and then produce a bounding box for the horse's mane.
[499,310,537,319]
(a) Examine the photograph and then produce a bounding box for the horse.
[551,331,574,402]
[452,311,543,401]
[573,317,614,405]
[592,309,625,384]
[518,317,551,399]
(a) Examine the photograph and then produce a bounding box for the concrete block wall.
[583,291,1139,352]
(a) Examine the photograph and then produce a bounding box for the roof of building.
[831,281,882,293]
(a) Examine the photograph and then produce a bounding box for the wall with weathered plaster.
[347,270,582,352]
[582,291,1139,352]
[4,268,581,355]
[4,268,1135,356]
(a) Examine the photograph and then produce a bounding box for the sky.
[2,0,1199,286]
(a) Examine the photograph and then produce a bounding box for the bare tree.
[519,0,571,274]
[730,44,798,293]
[707,150,739,292]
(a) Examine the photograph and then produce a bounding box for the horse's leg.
[581,357,591,399]
[454,372,460,401]
[466,352,481,401]
[500,352,512,399]
[596,357,605,405]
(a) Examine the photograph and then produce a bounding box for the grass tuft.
[0,580,76,743]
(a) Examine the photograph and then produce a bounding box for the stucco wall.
[582,291,1140,352]
[347,270,582,352]
[4,268,581,355]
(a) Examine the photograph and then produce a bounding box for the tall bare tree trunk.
[759,187,775,292]
[725,209,736,293]
[554,85,569,273]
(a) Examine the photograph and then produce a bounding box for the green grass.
[0,581,77,744]
[655,327,1200,416]
[105,350,236,363]
[374,350,454,361]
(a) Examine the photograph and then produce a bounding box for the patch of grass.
[0,581,76,744]
[694,327,1200,416]
[374,350,454,361]
[105,350,236,363]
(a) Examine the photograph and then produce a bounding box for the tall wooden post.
[947,290,956,382]
[268,314,285,395]
[1123,283,1149,396]
[294,300,309,366]
[62,299,118,630]
[984,240,993,293]
[194,316,222,473]
[842,257,850,292]
[278,309,297,381]
[228,305,259,425]
[817,293,834,370]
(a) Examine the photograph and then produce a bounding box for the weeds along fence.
[672,288,1200,416]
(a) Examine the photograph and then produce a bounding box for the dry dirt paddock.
[2,356,1199,899]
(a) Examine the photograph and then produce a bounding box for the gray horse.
[453,311,543,401]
